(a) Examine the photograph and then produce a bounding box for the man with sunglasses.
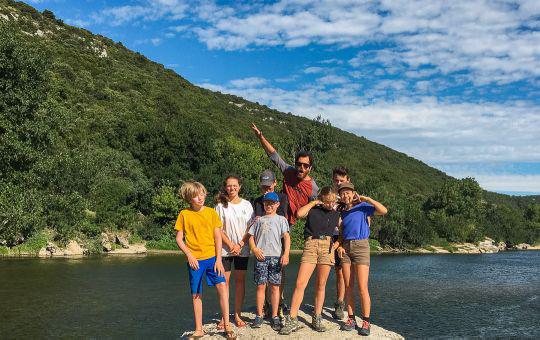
[251,123,319,225]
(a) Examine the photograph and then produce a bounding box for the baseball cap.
[263,192,280,202]
[337,182,355,193]
[259,169,276,186]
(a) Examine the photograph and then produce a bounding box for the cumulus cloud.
[189,0,540,85]
[198,81,540,163]
[228,77,268,88]
[91,0,188,26]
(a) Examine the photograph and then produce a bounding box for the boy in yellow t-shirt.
[174,181,235,339]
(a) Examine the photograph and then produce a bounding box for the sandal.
[224,324,237,340]
[234,318,247,328]
[188,330,205,339]
[217,320,225,330]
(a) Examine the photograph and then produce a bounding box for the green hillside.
[1,0,538,252]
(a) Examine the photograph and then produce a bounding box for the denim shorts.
[254,256,282,285]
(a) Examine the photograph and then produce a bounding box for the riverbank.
[183,309,403,339]
[2,232,538,258]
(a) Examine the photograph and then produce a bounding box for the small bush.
[146,235,177,250]
[369,238,380,251]
[11,230,51,255]
[0,245,10,255]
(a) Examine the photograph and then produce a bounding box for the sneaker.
[333,300,345,320]
[279,315,302,335]
[271,316,282,331]
[251,315,264,328]
[341,317,357,331]
[358,320,371,336]
[311,314,326,332]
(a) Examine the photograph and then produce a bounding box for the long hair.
[214,175,242,208]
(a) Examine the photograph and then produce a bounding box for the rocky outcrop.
[182,309,403,339]
[477,237,499,253]
[514,243,530,250]
[107,244,147,255]
[38,240,85,257]
[116,235,130,249]
[101,233,112,252]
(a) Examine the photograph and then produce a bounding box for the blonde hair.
[179,181,207,202]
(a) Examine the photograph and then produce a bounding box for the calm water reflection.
[1,251,539,338]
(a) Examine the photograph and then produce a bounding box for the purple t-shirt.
[341,202,376,240]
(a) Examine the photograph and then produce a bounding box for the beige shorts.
[341,239,370,265]
[301,237,335,266]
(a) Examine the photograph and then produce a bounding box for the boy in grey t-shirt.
[248,192,290,330]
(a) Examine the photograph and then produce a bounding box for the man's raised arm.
[251,123,290,173]
[251,123,276,156]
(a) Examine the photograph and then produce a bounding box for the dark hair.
[332,166,349,178]
[318,186,336,200]
[295,150,313,167]
[214,175,242,208]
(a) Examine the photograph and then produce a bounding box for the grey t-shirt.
[248,214,289,257]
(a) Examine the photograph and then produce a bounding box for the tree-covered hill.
[1,0,538,251]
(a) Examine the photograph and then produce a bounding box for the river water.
[1,251,539,338]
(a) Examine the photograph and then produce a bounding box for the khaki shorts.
[301,237,335,266]
[341,239,370,265]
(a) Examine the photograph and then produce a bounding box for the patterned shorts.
[254,256,282,286]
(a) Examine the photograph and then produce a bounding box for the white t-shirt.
[215,199,254,257]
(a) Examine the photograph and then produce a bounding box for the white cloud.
[199,81,540,164]
[463,174,540,194]
[317,75,349,85]
[228,77,268,88]
[92,0,188,26]
[188,0,540,85]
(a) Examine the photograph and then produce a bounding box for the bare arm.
[251,123,276,156]
[249,234,265,261]
[281,232,291,266]
[359,196,388,216]
[220,230,235,250]
[296,199,321,219]
[176,231,199,269]
[213,228,225,276]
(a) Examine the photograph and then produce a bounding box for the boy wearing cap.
[252,169,290,318]
[252,169,289,219]
[248,192,291,331]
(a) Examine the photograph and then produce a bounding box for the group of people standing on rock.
[174,123,388,339]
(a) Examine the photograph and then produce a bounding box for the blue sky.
[22,0,540,195]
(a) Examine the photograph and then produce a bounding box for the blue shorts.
[254,256,282,286]
[187,256,226,295]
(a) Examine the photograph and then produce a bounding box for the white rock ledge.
[181,308,403,339]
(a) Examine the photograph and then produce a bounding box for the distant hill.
[1,0,538,250]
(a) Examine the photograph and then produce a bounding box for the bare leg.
[335,266,345,302]
[234,269,247,324]
[215,283,230,326]
[219,271,232,326]
[289,262,317,318]
[342,263,355,316]
[270,284,281,317]
[314,264,331,315]
[256,284,266,316]
[355,264,371,318]
[192,294,204,336]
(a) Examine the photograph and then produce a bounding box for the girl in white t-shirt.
[215,175,254,328]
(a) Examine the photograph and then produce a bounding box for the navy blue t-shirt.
[341,202,375,240]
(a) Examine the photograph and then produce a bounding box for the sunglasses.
[295,161,311,169]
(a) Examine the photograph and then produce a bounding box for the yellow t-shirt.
[174,206,222,260]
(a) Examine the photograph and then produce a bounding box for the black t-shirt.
[252,192,289,219]
[304,205,340,239]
